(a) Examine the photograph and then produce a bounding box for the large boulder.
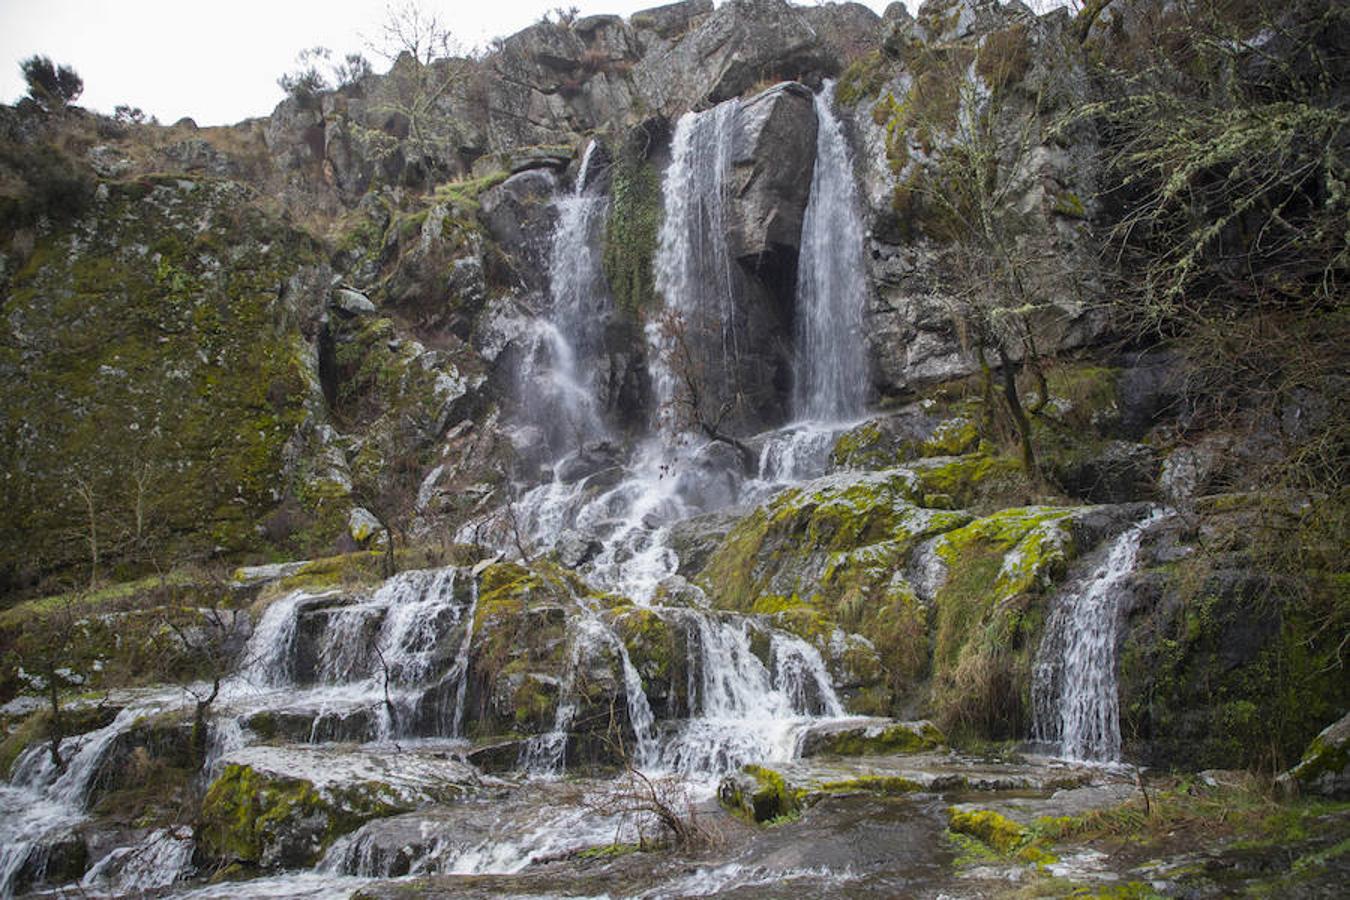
[197,746,474,870]
[1280,712,1350,798]
[479,170,559,294]
[727,81,819,263]
[633,0,833,115]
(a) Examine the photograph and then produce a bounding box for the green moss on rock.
[817,775,923,795]
[948,807,1027,854]
[602,145,661,313]
[1,178,325,581]
[803,720,946,757]
[930,507,1078,738]
[698,470,977,710]
[198,763,410,869]
[720,764,802,824]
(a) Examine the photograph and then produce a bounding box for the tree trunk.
[46,674,65,772]
[998,347,1040,481]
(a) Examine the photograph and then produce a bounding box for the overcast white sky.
[0,0,905,126]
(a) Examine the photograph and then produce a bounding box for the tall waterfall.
[650,99,741,435]
[1032,511,1168,761]
[519,143,611,455]
[793,81,868,423]
[463,87,885,778]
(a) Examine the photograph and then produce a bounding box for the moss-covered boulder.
[1282,713,1350,798]
[698,467,976,705]
[465,561,636,750]
[1118,513,1348,771]
[718,764,802,824]
[197,763,414,869]
[798,718,946,758]
[609,605,690,718]
[927,505,1083,738]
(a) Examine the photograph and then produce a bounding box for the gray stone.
[630,0,714,38]
[633,0,829,115]
[233,560,309,587]
[667,509,744,575]
[555,442,625,484]
[348,507,385,545]
[728,82,819,262]
[479,170,559,292]
[799,2,885,63]
[331,286,377,317]
[555,531,603,569]
[1281,712,1350,798]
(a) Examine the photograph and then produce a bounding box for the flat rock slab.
[950,782,1140,826]
[777,751,1103,796]
[218,743,484,806]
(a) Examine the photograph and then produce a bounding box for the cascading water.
[511,141,612,460]
[0,697,179,896]
[489,87,870,779]
[650,99,741,433]
[1031,510,1169,761]
[658,613,844,776]
[793,81,869,423]
[227,569,477,743]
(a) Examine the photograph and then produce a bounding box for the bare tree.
[9,597,94,772]
[890,37,1059,480]
[579,715,717,851]
[360,1,483,183]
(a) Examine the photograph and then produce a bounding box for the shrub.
[20,55,83,111]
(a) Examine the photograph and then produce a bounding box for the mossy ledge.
[197,763,413,869]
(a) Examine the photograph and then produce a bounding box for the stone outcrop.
[727,82,819,263]
[845,0,1110,400]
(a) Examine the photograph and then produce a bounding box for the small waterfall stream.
[0,697,182,896]
[1032,510,1170,761]
[513,141,612,459]
[230,568,479,743]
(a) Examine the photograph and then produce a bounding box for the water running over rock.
[650,99,741,436]
[793,81,869,422]
[1032,510,1171,761]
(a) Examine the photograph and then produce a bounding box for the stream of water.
[1031,509,1171,761]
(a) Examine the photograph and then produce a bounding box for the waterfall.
[227,569,477,742]
[1,698,178,896]
[793,81,868,423]
[656,613,843,776]
[515,141,612,459]
[1031,510,1168,761]
[449,578,480,737]
[242,589,311,688]
[650,99,741,434]
[452,86,890,784]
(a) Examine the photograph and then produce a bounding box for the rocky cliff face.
[0,0,1343,781]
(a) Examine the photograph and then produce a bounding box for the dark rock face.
[1117,515,1347,770]
[480,170,560,294]
[1054,441,1160,504]
[727,82,819,264]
